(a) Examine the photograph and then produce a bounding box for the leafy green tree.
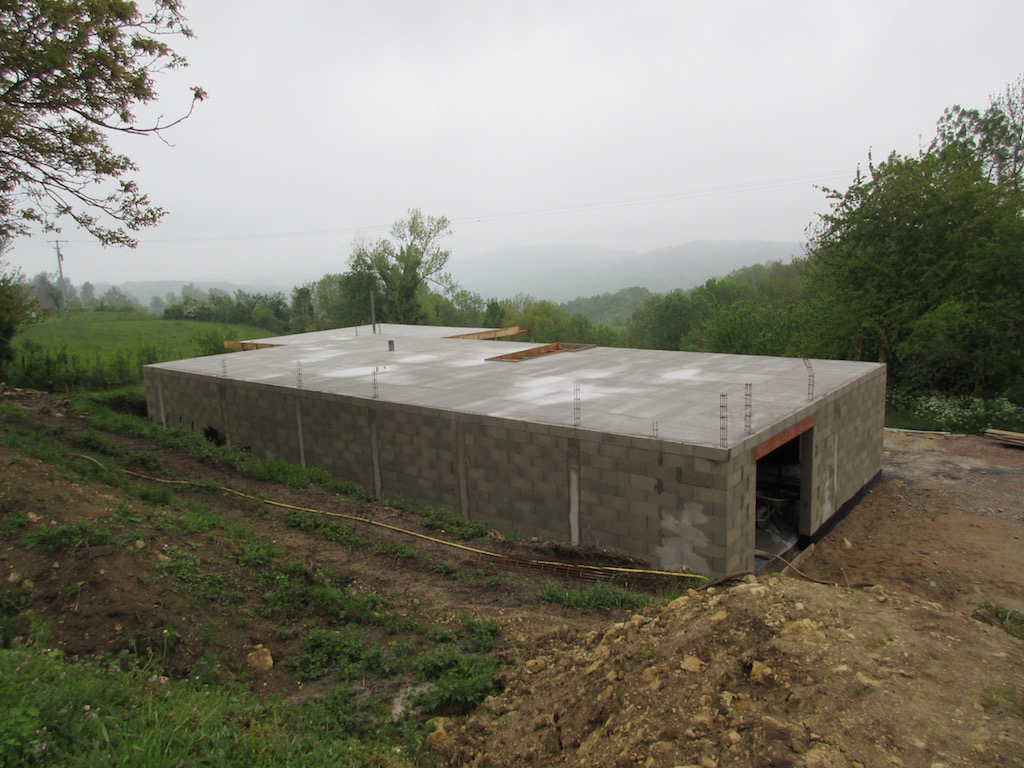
[80,281,97,309]
[96,286,139,311]
[27,271,62,310]
[424,287,484,327]
[347,210,454,324]
[289,285,315,332]
[628,290,696,350]
[936,74,1024,190]
[0,0,205,245]
[0,260,37,368]
[805,130,1024,395]
[509,300,566,342]
[482,298,506,328]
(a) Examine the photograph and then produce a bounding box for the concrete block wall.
[576,435,733,576]
[805,367,886,532]
[143,363,885,578]
[374,404,460,508]
[461,421,572,542]
[297,393,375,493]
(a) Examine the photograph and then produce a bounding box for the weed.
[157,548,224,603]
[22,522,115,555]
[386,494,416,513]
[0,502,29,539]
[458,615,501,653]
[431,562,458,578]
[416,653,502,716]
[477,564,511,587]
[421,506,491,541]
[0,402,25,418]
[542,581,652,612]
[0,512,29,540]
[181,500,223,534]
[108,501,140,525]
[975,601,1024,642]
[287,626,365,681]
[362,643,399,677]
[0,643,413,766]
[372,541,418,560]
[237,538,279,567]
[71,430,126,459]
[432,562,477,586]
[135,484,174,506]
[282,508,367,548]
[63,582,84,601]
[0,582,32,647]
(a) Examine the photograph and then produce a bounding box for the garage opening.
[754,422,814,565]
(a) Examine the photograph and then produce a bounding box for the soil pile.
[436,574,1024,767]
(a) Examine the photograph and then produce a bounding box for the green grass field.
[5,311,274,392]
[14,311,272,360]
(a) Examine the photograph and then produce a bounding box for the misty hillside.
[447,240,802,302]
[86,241,802,308]
[91,280,292,306]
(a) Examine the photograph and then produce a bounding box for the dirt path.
[800,430,1024,614]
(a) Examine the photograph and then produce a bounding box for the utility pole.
[49,240,69,311]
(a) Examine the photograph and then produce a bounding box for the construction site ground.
[1,387,1022,767]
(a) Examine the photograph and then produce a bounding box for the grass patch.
[135,484,174,506]
[0,489,29,539]
[975,601,1024,642]
[108,501,141,525]
[237,538,279,567]
[21,523,115,555]
[421,506,491,541]
[180,501,223,534]
[157,548,224,603]
[372,541,418,560]
[281,509,366,548]
[415,651,502,716]
[0,645,414,767]
[542,581,653,612]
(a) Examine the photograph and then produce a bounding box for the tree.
[805,132,1024,395]
[936,74,1024,191]
[627,290,695,350]
[347,209,454,324]
[97,285,139,311]
[80,281,97,309]
[27,271,62,310]
[482,299,506,328]
[0,259,37,368]
[0,0,205,246]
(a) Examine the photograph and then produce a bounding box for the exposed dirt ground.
[2,387,1023,767]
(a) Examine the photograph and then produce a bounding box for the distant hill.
[448,240,802,302]
[557,286,655,329]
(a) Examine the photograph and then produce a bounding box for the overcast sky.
[7,0,1024,288]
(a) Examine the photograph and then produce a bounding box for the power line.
[60,168,855,247]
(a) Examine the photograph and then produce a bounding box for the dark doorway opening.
[755,432,809,564]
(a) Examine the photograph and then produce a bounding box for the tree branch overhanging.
[0,0,204,246]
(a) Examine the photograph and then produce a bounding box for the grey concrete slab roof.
[148,323,884,449]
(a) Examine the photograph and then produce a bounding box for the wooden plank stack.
[985,428,1024,448]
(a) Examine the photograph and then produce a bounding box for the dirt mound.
[436,575,1024,767]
